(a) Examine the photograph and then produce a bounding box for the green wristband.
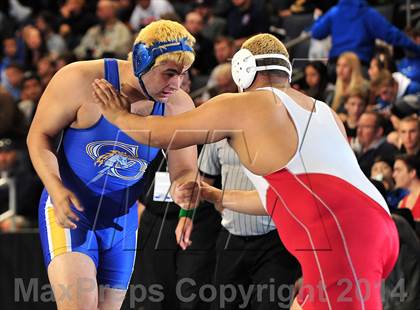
[179,208,194,218]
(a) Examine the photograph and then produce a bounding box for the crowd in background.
[0,0,418,230]
[0,0,420,308]
[1,0,418,233]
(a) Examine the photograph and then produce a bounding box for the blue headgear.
[132,37,194,78]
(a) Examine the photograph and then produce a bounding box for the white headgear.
[231,48,292,91]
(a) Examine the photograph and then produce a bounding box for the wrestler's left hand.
[92,79,130,124]
[175,217,193,250]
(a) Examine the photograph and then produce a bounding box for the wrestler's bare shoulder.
[50,60,105,90]
[165,88,195,115]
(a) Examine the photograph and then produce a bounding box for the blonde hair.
[242,34,289,57]
[332,52,368,111]
[241,33,291,76]
[128,20,195,70]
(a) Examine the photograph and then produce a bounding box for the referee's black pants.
[211,229,301,310]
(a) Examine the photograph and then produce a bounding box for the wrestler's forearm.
[27,132,64,194]
[171,170,198,189]
[222,190,268,215]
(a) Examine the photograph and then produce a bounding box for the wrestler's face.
[143,61,190,102]
[393,160,414,189]
[399,120,420,151]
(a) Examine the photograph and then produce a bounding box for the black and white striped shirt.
[199,139,276,236]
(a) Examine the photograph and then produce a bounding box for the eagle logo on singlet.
[85,141,148,183]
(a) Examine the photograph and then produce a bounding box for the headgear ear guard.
[231,48,292,91]
[132,37,194,78]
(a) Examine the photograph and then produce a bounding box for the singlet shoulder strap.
[104,58,120,92]
[151,101,165,116]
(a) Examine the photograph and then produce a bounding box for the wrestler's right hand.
[50,185,84,229]
[199,181,224,213]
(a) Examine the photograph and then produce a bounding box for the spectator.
[36,56,56,88]
[193,0,226,41]
[311,0,420,65]
[0,86,27,147]
[369,52,420,99]
[58,0,97,49]
[356,111,399,177]
[331,52,369,111]
[371,156,408,210]
[0,87,42,223]
[213,36,235,64]
[199,63,237,103]
[129,0,175,31]
[0,137,43,226]
[300,61,333,102]
[35,11,68,57]
[398,26,420,84]
[184,10,217,75]
[0,63,24,101]
[341,87,368,148]
[225,0,269,45]
[0,37,24,81]
[116,0,136,23]
[74,0,133,60]
[398,116,420,156]
[22,26,48,72]
[393,154,420,223]
[370,71,405,115]
[368,48,396,81]
[17,73,43,126]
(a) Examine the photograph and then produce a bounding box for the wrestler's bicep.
[159,92,238,146]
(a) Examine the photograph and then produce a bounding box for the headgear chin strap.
[132,37,194,100]
[231,48,292,92]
